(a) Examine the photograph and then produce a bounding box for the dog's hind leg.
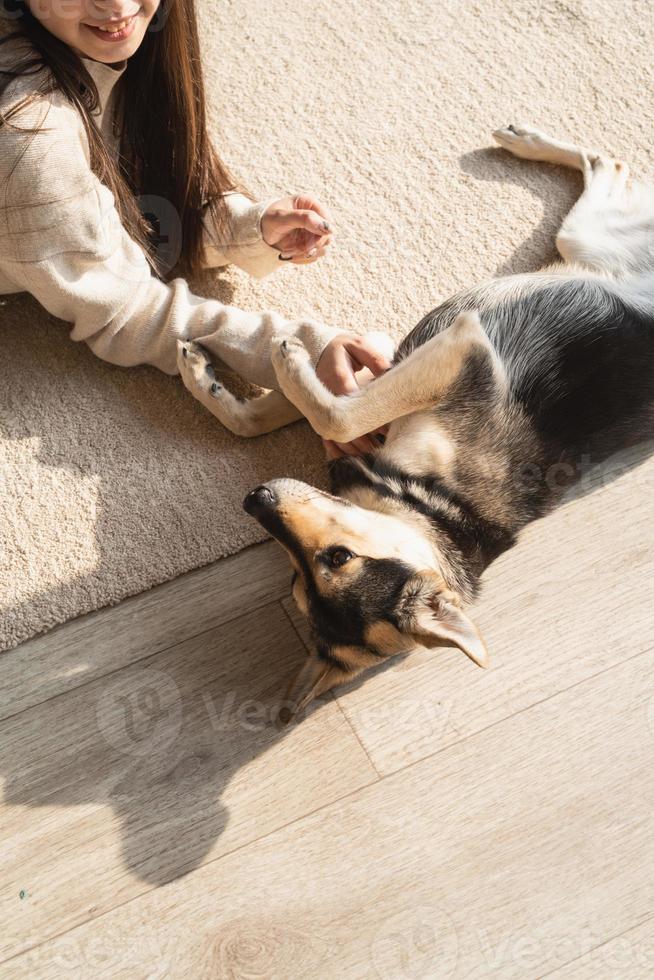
[494,124,654,276]
[555,161,654,276]
[271,312,505,443]
[176,341,302,436]
[492,124,607,176]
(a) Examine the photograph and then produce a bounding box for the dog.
[183,126,654,722]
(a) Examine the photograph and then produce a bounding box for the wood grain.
[0,601,376,962]
[333,451,654,774]
[548,917,654,978]
[0,540,291,722]
[6,646,653,978]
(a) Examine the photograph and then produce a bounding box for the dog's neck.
[329,455,516,599]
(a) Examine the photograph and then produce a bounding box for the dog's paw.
[273,335,309,363]
[492,123,551,159]
[176,340,222,399]
[271,336,312,387]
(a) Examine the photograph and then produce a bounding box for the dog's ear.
[401,571,489,668]
[277,655,358,726]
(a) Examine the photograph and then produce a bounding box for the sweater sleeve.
[202,191,284,280]
[0,95,346,391]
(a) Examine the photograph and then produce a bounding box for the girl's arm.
[201,191,283,279]
[0,93,349,393]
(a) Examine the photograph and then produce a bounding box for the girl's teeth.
[99,20,129,32]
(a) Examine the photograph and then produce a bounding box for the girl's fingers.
[273,209,331,242]
[353,435,379,453]
[322,439,345,459]
[323,432,383,458]
[292,195,334,227]
[344,336,393,376]
[333,436,377,456]
[278,232,332,260]
[290,245,329,265]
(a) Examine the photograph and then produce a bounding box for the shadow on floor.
[458,147,582,276]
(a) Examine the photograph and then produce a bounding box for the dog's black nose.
[243,484,277,515]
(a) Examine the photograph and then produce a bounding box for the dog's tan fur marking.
[365,621,414,657]
[275,488,441,574]
[245,125,654,720]
[291,575,309,615]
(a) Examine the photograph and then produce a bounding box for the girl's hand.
[316,334,393,457]
[261,194,334,265]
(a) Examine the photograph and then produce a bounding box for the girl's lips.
[83,15,137,43]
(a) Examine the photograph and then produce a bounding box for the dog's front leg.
[177,341,302,436]
[272,312,500,443]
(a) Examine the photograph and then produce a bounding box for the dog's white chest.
[380,413,456,480]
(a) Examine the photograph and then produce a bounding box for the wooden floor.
[1,447,653,979]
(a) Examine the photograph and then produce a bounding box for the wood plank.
[0,601,376,962]
[548,917,654,978]
[281,594,312,651]
[6,646,653,979]
[333,450,654,774]
[0,540,291,722]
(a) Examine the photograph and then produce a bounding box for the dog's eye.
[326,548,354,568]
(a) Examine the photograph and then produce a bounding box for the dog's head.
[244,475,488,723]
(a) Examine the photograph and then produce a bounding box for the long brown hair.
[0,0,251,276]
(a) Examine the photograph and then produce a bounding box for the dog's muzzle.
[243,484,278,518]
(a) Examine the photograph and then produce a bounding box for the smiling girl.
[0,0,390,444]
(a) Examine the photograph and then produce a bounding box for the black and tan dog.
[214,126,654,720]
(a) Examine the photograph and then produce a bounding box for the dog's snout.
[243,484,277,515]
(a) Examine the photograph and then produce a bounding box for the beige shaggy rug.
[1,0,653,649]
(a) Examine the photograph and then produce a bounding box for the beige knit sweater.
[0,35,346,392]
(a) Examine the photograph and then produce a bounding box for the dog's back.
[396,271,654,472]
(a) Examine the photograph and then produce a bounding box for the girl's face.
[25,0,161,63]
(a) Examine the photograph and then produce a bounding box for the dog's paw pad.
[177,341,219,393]
[275,336,304,359]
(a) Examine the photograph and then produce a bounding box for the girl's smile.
[82,13,139,45]
[25,1,159,63]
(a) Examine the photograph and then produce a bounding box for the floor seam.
[277,600,383,778]
[0,597,287,726]
[539,911,654,978]
[0,773,382,968]
[3,645,653,966]
[375,641,654,780]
